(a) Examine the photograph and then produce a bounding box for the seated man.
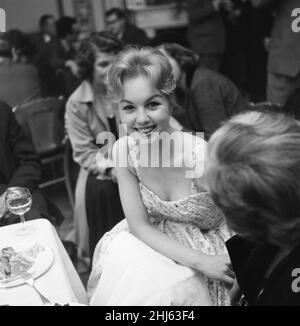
[0,34,41,108]
[32,15,80,97]
[0,100,63,227]
[105,7,149,46]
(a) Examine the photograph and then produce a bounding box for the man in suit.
[186,0,227,71]
[252,0,300,106]
[0,100,79,263]
[32,15,79,97]
[0,101,63,227]
[0,34,41,108]
[47,16,80,97]
[31,14,57,49]
[105,8,149,46]
[32,15,59,96]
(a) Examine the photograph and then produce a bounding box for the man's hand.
[0,192,8,219]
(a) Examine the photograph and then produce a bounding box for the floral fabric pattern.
[88,136,233,306]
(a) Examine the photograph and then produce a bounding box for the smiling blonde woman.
[87,47,234,306]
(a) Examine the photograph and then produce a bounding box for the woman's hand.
[195,253,235,286]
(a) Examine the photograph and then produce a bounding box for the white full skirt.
[89,232,212,306]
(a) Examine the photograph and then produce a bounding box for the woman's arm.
[113,138,234,285]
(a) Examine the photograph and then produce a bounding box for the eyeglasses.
[106,18,120,25]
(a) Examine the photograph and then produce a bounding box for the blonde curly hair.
[107,46,176,104]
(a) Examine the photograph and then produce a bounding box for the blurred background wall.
[0,0,126,34]
[2,0,59,33]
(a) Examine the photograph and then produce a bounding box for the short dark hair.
[56,16,77,39]
[158,43,199,87]
[105,7,126,20]
[160,43,199,72]
[0,33,12,58]
[39,15,54,29]
[76,31,123,81]
[4,29,33,59]
[147,31,190,48]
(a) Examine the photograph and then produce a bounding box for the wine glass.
[5,187,34,236]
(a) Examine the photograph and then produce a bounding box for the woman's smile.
[134,125,157,135]
[120,76,171,137]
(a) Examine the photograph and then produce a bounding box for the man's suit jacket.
[32,34,78,96]
[187,67,246,139]
[122,23,149,46]
[186,0,226,55]
[252,0,300,77]
[0,101,64,227]
[0,61,41,108]
[0,101,41,196]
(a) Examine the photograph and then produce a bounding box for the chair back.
[63,138,80,208]
[14,97,66,154]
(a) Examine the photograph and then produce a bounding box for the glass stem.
[20,214,26,225]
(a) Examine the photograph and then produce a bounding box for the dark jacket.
[32,33,74,70]
[0,101,64,226]
[32,34,78,96]
[227,235,300,306]
[0,101,41,195]
[0,60,41,108]
[252,0,300,77]
[122,23,149,46]
[186,0,226,55]
[184,67,245,139]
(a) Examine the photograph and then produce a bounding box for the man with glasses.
[105,8,148,47]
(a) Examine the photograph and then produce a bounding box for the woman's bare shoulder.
[113,136,137,176]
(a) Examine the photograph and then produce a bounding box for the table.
[0,219,88,306]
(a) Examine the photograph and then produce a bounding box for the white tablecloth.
[0,219,88,306]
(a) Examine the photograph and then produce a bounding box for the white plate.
[52,302,88,306]
[0,242,54,288]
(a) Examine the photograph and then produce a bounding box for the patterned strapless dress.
[87,136,233,306]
